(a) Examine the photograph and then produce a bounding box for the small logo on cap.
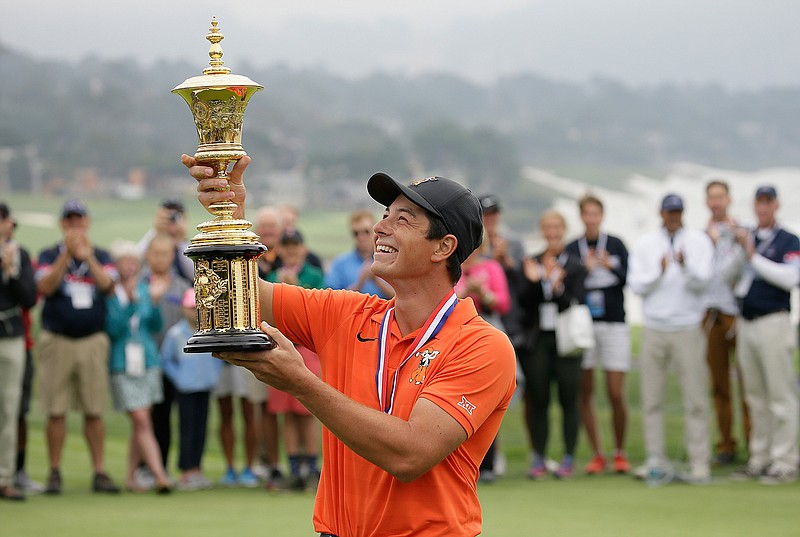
[411,177,439,187]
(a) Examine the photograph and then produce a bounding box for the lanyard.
[578,233,607,260]
[59,244,89,279]
[754,227,779,256]
[375,290,458,415]
[734,227,781,298]
[540,252,568,301]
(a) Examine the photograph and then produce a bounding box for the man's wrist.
[288,367,322,402]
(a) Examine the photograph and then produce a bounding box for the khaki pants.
[703,310,750,455]
[0,337,25,486]
[737,312,799,473]
[640,326,711,474]
[38,331,110,416]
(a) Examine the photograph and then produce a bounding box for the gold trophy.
[173,17,274,352]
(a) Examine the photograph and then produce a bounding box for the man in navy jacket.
[728,186,800,485]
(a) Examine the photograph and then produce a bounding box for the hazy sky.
[6,0,800,89]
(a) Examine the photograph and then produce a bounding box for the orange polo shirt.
[273,283,517,537]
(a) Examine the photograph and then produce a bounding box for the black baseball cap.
[61,199,88,218]
[755,185,777,200]
[478,194,501,214]
[0,202,9,219]
[367,173,483,265]
[661,193,684,212]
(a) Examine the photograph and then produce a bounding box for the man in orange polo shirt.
[186,155,517,537]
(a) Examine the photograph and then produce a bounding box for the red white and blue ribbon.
[376,290,458,415]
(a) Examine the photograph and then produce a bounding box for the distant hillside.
[1,46,799,212]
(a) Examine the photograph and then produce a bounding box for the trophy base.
[184,330,276,353]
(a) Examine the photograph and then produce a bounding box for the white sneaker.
[14,470,45,494]
[677,463,711,485]
[634,460,674,487]
[633,464,648,480]
[133,467,156,491]
[759,468,798,485]
[730,464,764,481]
[251,462,269,480]
[178,472,213,491]
[677,470,711,485]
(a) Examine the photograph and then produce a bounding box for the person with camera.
[134,201,193,489]
[138,199,193,284]
[0,202,37,500]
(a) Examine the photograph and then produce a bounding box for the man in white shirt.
[629,194,714,484]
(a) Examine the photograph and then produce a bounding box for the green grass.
[5,192,797,536]
[5,192,353,263]
[9,361,789,537]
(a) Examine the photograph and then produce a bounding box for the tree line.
[1,45,799,210]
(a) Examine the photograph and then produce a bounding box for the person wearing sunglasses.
[325,209,394,299]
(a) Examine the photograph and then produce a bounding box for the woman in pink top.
[456,243,512,482]
[455,245,511,323]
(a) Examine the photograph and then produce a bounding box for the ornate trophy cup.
[173,18,274,352]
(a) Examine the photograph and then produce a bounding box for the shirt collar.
[368,293,479,341]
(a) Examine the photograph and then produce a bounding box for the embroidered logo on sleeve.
[409,348,439,385]
[457,396,477,416]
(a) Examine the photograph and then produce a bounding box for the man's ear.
[431,234,458,263]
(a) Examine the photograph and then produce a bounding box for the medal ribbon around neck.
[376,290,458,415]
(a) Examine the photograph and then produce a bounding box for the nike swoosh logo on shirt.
[357,332,377,342]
